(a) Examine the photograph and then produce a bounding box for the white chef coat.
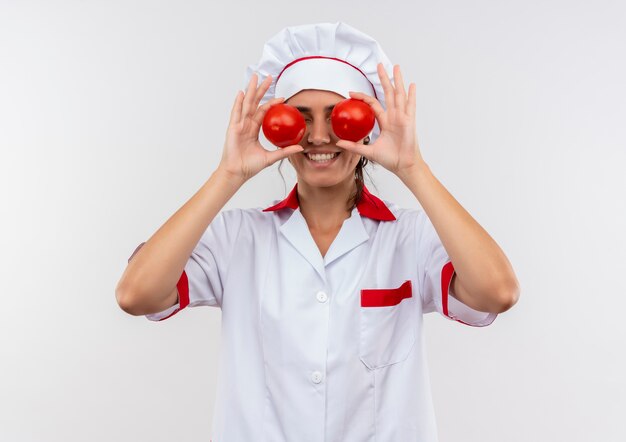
[141,183,498,442]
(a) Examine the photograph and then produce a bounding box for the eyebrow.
[294,105,336,113]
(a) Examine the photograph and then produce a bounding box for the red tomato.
[331,98,375,142]
[262,103,306,148]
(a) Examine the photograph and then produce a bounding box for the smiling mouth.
[304,152,341,163]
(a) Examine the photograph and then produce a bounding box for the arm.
[337,64,519,315]
[115,169,245,316]
[115,72,304,316]
[398,162,520,314]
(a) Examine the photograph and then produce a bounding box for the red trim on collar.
[262,182,396,221]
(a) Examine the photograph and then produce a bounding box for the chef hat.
[244,22,395,143]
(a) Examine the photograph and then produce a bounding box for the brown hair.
[278,137,378,211]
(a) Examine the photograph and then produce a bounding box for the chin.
[300,174,353,189]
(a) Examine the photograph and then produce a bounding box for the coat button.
[311,371,323,384]
[316,291,328,303]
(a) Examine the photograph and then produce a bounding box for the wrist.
[211,168,248,191]
[213,166,248,186]
[396,160,431,183]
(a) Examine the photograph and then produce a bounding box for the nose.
[307,118,332,145]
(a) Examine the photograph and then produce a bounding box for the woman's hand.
[335,63,425,178]
[218,73,304,182]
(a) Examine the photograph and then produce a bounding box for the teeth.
[306,152,338,161]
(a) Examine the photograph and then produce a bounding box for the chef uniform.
[133,22,498,442]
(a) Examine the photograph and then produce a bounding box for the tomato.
[331,98,375,142]
[262,103,306,148]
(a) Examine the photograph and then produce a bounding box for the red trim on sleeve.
[441,261,455,317]
[177,270,190,309]
[441,261,495,327]
[155,270,190,321]
[361,280,413,307]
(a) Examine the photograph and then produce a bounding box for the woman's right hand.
[217,73,304,182]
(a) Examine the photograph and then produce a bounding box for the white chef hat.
[244,21,395,143]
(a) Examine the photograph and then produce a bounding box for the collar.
[262,182,396,221]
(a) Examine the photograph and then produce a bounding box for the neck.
[297,178,357,232]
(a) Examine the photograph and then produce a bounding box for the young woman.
[116,22,520,442]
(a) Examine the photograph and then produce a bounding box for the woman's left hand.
[335,63,425,178]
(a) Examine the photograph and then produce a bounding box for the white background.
[1,1,625,441]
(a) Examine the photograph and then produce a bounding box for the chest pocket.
[359,279,416,370]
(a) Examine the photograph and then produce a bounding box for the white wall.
[1,1,624,441]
